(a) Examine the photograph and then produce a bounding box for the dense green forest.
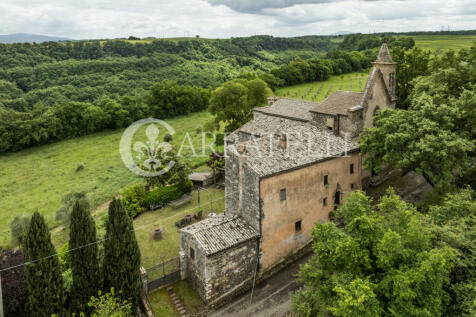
[293,43,476,317]
[0,34,414,153]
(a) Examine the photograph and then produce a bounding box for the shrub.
[163,133,173,142]
[195,125,202,134]
[145,185,184,207]
[75,163,85,172]
[177,180,193,194]
[121,183,148,218]
[215,133,224,146]
[87,289,133,317]
[55,191,90,226]
[58,241,72,270]
[9,214,30,247]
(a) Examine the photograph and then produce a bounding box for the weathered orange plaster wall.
[259,152,362,270]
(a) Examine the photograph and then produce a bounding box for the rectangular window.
[351,183,355,189]
[190,247,195,260]
[295,220,302,232]
[350,164,354,174]
[323,198,327,206]
[324,175,328,186]
[280,188,286,201]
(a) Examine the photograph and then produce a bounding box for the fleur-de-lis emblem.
[132,124,172,171]
[120,118,176,177]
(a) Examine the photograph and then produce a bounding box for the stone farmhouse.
[180,44,397,303]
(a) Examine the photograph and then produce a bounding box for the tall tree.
[209,78,271,133]
[359,93,474,192]
[103,198,142,312]
[69,200,100,314]
[23,212,64,316]
[392,46,431,109]
[429,188,476,317]
[360,44,476,191]
[292,190,454,317]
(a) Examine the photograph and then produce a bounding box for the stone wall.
[371,62,396,100]
[340,107,364,138]
[180,231,208,299]
[182,231,258,303]
[225,149,261,232]
[363,74,392,129]
[259,152,362,270]
[311,112,335,131]
[201,238,258,302]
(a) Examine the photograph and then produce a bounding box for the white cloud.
[0,0,474,39]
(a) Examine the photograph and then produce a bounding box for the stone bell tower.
[372,43,397,102]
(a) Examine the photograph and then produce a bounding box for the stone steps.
[167,286,188,317]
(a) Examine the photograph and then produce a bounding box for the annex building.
[180,44,397,303]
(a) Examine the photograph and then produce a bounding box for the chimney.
[237,143,247,154]
[279,132,287,149]
[267,96,278,106]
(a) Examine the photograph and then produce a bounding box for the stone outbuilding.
[179,214,259,302]
[180,44,397,302]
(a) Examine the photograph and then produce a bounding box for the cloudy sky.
[1,0,475,39]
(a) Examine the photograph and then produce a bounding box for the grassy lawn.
[173,281,205,313]
[51,185,224,265]
[133,187,225,270]
[275,71,369,103]
[0,111,222,248]
[147,281,205,317]
[149,289,177,317]
[412,34,476,52]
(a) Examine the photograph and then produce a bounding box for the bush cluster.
[121,180,193,218]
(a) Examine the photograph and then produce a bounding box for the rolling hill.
[0,33,70,43]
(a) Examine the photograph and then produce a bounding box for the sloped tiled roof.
[254,98,316,121]
[180,215,259,256]
[228,122,359,177]
[310,91,363,116]
[238,115,301,137]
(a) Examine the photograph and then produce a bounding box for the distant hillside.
[0,33,70,43]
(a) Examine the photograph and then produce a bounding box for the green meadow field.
[275,71,369,102]
[0,111,220,247]
[413,34,476,52]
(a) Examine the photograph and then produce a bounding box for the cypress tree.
[24,212,64,316]
[103,198,142,311]
[69,200,100,314]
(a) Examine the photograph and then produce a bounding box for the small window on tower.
[280,188,286,201]
[351,183,355,189]
[295,220,302,232]
[190,247,195,260]
[350,164,354,174]
[324,175,328,186]
[323,198,328,206]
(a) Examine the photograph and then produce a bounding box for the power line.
[0,191,234,273]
